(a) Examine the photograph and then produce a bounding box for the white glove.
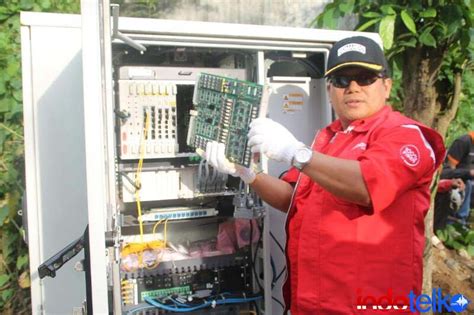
[248,118,305,165]
[199,141,256,184]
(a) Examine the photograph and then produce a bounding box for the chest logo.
[400,145,420,167]
[351,142,367,151]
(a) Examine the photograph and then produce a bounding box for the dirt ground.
[432,242,474,314]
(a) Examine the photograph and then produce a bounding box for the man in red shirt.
[203,36,446,314]
[443,132,474,225]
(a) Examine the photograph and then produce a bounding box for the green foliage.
[315,0,472,55]
[0,1,79,313]
[445,70,474,146]
[437,224,474,256]
[314,0,474,137]
[112,0,162,18]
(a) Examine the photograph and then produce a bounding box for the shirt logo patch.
[352,142,367,151]
[400,145,420,167]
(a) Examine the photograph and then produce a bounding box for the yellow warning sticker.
[282,93,305,114]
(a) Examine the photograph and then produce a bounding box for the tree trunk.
[433,72,463,136]
[400,46,464,315]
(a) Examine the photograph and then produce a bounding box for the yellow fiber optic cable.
[164,218,169,246]
[134,110,151,242]
[152,219,164,236]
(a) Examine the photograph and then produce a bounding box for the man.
[203,36,445,314]
[434,177,465,231]
[443,132,474,226]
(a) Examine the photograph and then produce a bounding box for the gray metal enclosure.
[21,4,381,314]
[21,13,87,314]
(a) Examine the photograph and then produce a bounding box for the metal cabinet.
[21,3,381,314]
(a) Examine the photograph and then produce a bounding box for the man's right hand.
[198,141,257,184]
[451,178,465,191]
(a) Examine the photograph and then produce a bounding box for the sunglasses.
[329,73,384,88]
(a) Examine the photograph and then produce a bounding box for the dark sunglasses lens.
[331,75,379,88]
[331,77,350,88]
[357,76,378,86]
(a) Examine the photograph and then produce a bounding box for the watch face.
[295,148,312,163]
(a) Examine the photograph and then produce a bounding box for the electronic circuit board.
[188,73,263,167]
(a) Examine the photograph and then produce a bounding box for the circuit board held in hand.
[188,73,263,167]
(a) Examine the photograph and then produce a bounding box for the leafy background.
[0,1,80,313]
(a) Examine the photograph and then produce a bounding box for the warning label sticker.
[282,93,305,114]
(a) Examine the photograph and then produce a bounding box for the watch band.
[291,146,313,170]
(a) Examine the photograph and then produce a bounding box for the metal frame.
[81,1,110,313]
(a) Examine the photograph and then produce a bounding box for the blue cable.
[145,297,212,312]
[144,295,263,312]
[170,297,194,307]
[126,303,158,314]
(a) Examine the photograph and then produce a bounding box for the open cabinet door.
[80,0,115,313]
[21,12,87,315]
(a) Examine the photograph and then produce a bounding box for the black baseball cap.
[325,36,390,77]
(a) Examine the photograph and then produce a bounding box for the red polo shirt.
[282,106,445,314]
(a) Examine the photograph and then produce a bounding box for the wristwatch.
[291,146,313,170]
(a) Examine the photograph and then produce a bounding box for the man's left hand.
[248,118,305,165]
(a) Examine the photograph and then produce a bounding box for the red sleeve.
[281,167,299,184]
[437,179,453,193]
[358,125,437,212]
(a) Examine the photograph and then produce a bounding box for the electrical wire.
[144,294,263,313]
[134,109,151,242]
[198,158,205,191]
[269,227,287,287]
[126,303,157,314]
[119,171,140,190]
[152,219,164,235]
[272,296,285,309]
[252,300,261,315]
[164,218,169,246]
[270,256,276,288]
[274,266,286,284]
[204,159,210,191]
[121,217,169,271]
[250,219,264,293]
[209,161,218,191]
[270,231,285,254]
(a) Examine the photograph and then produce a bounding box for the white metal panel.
[21,11,81,28]
[264,75,332,314]
[116,17,382,46]
[21,16,87,314]
[266,77,331,177]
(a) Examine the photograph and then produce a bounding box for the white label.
[337,43,366,56]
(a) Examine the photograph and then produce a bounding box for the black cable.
[119,171,140,190]
[270,231,285,254]
[274,266,286,284]
[270,256,276,288]
[252,300,261,315]
[272,296,285,310]
[278,170,289,179]
[250,219,264,293]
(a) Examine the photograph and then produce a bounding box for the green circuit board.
[189,73,263,167]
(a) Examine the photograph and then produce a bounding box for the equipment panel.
[112,50,263,315]
[118,80,179,159]
[189,73,263,167]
